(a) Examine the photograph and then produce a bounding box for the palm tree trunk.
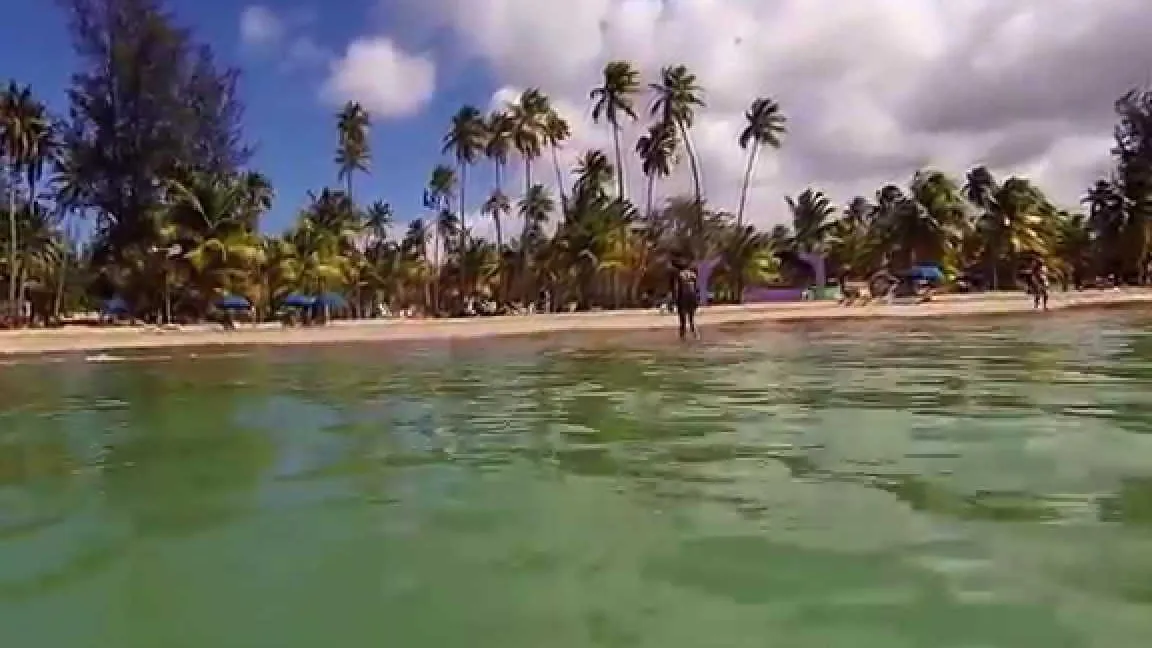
[458,163,467,249]
[550,144,567,209]
[736,145,758,228]
[164,265,172,324]
[459,162,469,306]
[7,182,17,315]
[645,174,655,221]
[432,229,440,314]
[521,158,533,303]
[678,121,705,259]
[611,123,625,200]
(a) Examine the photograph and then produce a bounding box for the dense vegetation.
[2,0,1152,326]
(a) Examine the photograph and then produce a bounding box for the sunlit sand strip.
[0,289,1150,356]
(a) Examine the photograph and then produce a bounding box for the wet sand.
[1,289,1149,356]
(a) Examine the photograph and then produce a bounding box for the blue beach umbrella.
[100,297,129,315]
[314,292,348,310]
[282,293,316,308]
[215,295,251,310]
[908,264,945,282]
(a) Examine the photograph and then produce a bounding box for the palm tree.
[364,200,393,245]
[635,122,677,220]
[827,198,876,281]
[590,61,640,200]
[0,82,51,315]
[510,89,548,198]
[571,150,614,202]
[482,189,510,251]
[785,188,836,253]
[426,164,456,310]
[483,110,514,223]
[442,105,486,251]
[518,184,554,301]
[736,97,786,228]
[49,146,88,320]
[1083,178,1124,277]
[163,172,265,306]
[979,176,1053,286]
[335,101,370,198]
[649,65,705,256]
[963,166,998,217]
[542,110,571,207]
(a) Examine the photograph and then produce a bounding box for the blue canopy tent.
[314,292,348,311]
[281,293,316,309]
[100,297,129,316]
[215,295,251,310]
[906,264,945,283]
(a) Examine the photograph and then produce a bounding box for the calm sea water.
[3,312,1152,647]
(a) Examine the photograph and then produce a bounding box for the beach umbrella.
[314,292,348,310]
[215,295,251,310]
[282,293,316,308]
[908,264,945,282]
[100,297,129,315]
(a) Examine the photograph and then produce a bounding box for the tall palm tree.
[335,101,370,198]
[426,164,456,310]
[49,146,88,319]
[484,110,514,221]
[0,82,50,313]
[442,105,486,251]
[482,188,510,251]
[510,89,548,198]
[736,97,786,228]
[649,65,705,256]
[590,60,640,200]
[635,122,677,220]
[518,184,554,301]
[543,110,571,207]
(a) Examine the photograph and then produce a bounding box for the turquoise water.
[3,312,1152,647]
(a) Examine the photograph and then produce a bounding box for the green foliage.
[4,6,1152,326]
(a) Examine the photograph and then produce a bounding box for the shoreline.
[1,290,1149,357]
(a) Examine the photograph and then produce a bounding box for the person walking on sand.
[670,258,700,339]
[1029,258,1050,310]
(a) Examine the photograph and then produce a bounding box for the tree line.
[2,0,1152,326]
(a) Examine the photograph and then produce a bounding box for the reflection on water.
[3,312,1152,646]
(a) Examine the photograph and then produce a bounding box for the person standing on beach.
[670,259,700,339]
[1029,258,1050,310]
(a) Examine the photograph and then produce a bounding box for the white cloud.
[238,5,331,71]
[320,38,437,118]
[239,5,284,48]
[388,0,1152,225]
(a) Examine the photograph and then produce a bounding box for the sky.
[3,0,1152,239]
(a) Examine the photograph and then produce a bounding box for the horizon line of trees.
[2,0,1152,327]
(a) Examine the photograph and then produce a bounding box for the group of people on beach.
[666,256,1052,341]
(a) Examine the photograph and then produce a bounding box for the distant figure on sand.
[1029,258,1049,310]
[670,259,700,339]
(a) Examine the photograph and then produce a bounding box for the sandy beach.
[1,289,1149,356]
